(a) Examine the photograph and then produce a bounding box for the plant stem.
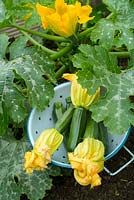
[50,43,73,60]
[86,0,91,5]
[109,51,130,58]
[106,13,114,20]
[55,65,69,80]
[11,23,69,42]
[20,30,56,54]
[78,26,94,39]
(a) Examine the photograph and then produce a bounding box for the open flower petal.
[75,1,94,24]
[36,3,55,29]
[24,128,63,174]
[63,73,100,109]
[36,0,94,37]
[68,138,104,187]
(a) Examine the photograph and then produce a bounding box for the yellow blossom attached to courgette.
[68,138,104,188]
[24,128,63,174]
[62,73,100,109]
[36,0,94,37]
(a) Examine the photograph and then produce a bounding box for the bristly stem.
[20,30,56,54]
[50,43,73,60]
[78,26,94,39]
[109,51,130,57]
[11,23,69,42]
[55,65,69,80]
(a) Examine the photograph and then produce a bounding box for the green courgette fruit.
[83,112,99,139]
[77,108,87,143]
[98,121,108,148]
[53,102,65,121]
[55,105,74,133]
[65,96,72,109]
[67,107,85,152]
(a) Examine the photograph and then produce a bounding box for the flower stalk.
[78,26,94,39]
[109,51,130,58]
[11,23,69,42]
[20,30,56,54]
[50,43,73,60]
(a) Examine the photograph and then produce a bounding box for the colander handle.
[104,146,134,176]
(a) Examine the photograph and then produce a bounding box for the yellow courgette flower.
[36,0,94,37]
[68,138,104,188]
[62,73,100,109]
[24,128,63,174]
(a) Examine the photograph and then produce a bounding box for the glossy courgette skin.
[83,112,99,139]
[67,107,85,152]
[77,108,87,143]
[55,105,74,133]
[98,121,107,148]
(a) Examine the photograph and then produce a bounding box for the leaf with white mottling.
[90,70,134,134]
[0,60,27,134]
[0,51,56,134]
[90,19,115,49]
[0,132,59,200]
[73,44,120,93]
[91,0,134,50]
[12,53,55,110]
[9,36,37,60]
[20,171,52,200]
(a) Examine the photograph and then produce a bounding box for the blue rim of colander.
[27,82,131,168]
[104,128,130,161]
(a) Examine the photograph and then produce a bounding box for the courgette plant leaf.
[73,44,120,94]
[0,0,13,28]
[90,70,134,134]
[90,19,115,49]
[9,36,37,60]
[73,44,134,134]
[0,51,55,134]
[129,49,134,67]
[0,0,6,22]
[12,53,55,110]
[10,2,40,28]
[0,34,9,59]
[0,60,27,134]
[0,131,60,200]
[91,0,134,50]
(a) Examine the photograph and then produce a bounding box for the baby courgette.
[55,105,74,133]
[53,102,65,121]
[67,107,85,152]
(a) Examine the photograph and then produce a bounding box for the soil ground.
[43,130,134,200]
